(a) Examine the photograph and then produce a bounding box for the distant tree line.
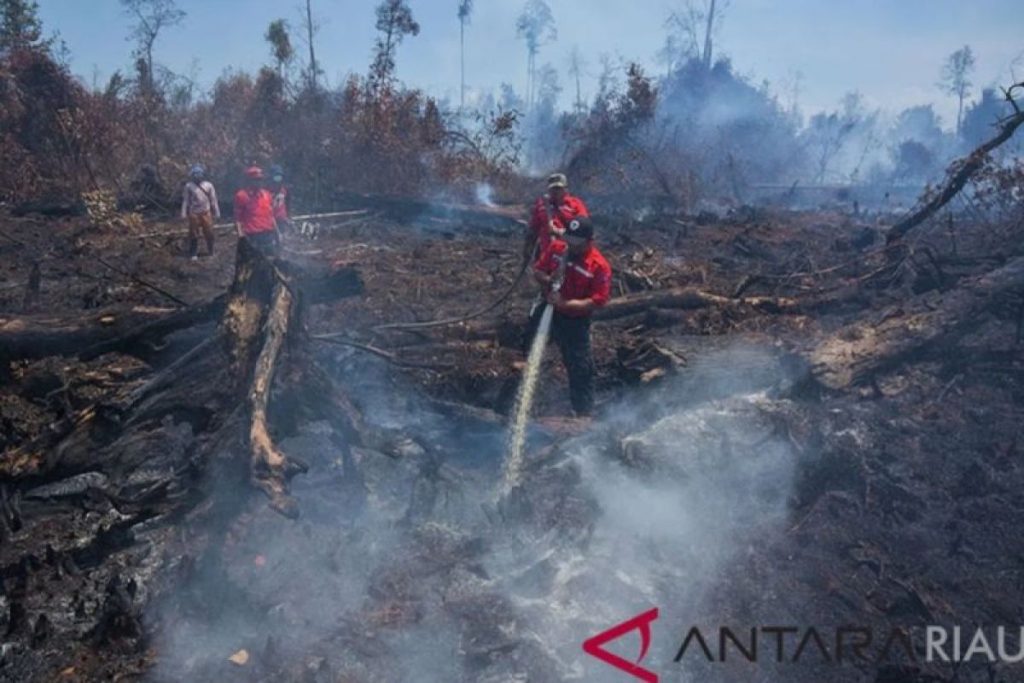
[0,0,1019,210]
[0,0,519,208]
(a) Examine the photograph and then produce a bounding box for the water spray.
[500,257,566,497]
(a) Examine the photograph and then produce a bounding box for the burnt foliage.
[0,42,519,209]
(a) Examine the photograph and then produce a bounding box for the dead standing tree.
[119,0,184,97]
[939,45,975,138]
[369,0,420,95]
[299,0,321,92]
[458,0,473,110]
[515,0,556,113]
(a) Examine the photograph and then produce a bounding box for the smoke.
[481,345,800,680]
[475,182,497,207]
[144,345,801,681]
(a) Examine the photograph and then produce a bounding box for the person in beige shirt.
[181,164,220,260]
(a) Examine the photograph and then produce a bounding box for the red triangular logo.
[582,608,659,682]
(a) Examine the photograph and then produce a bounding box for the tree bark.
[248,278,304,518]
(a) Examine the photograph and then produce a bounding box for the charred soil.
[2,199,1024,682]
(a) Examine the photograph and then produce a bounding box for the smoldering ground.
[143,343,802,682]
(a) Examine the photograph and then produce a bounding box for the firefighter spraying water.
[501,215,612,494]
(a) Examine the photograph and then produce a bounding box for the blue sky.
[38,0,1024,130]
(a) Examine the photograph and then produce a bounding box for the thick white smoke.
[145,345,801,682]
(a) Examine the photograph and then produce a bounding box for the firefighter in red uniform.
[524,172,590,263]
[527,216,611,416]
[233,166,280,254]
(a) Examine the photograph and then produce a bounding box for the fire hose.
[371,246,536,332]
[370,200,563,332]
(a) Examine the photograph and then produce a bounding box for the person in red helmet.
[523,172,590,263]
[233,166,279,254]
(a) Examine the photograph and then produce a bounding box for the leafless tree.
[804,91,866,184]
[120,0,185,95]
[515,0,556,112]
[700,0,727,70]
[594,53,620,106]
[370,0,420,93]
[939,45,975,137]
[781,69,804,119]
[458,0,473,110]
[568,45,587,114]
[656,32,685,80]
[663,0,729,73]
[298,0,321,92]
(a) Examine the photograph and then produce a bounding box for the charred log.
[0,265,361,365]
[0,305,213,363]
[1,240,364,522]
[425,287,800,344]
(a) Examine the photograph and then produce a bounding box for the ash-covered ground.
[2,199,1024,682]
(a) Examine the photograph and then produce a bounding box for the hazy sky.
[38,0,1024,130]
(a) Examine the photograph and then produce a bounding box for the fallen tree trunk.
[592,287,799,319]
[0,305,203,361]
[886,82,1024,245]
[248,277,306,518]
[421,287,800,344]
[0,264,361,367]
[78,295,227,361]
[810,254,1024,390]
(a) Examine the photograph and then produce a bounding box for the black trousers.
[244,230,280,256]
[523,304,595,415]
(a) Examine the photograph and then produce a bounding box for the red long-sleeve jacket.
[233,187,276,235]
[534,241,612,318]
[528,193,590,254]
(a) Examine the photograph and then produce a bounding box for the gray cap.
[547,172,568,189]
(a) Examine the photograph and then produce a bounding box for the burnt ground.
[1,198,1024,682]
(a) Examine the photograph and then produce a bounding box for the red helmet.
[245,166,264,179]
